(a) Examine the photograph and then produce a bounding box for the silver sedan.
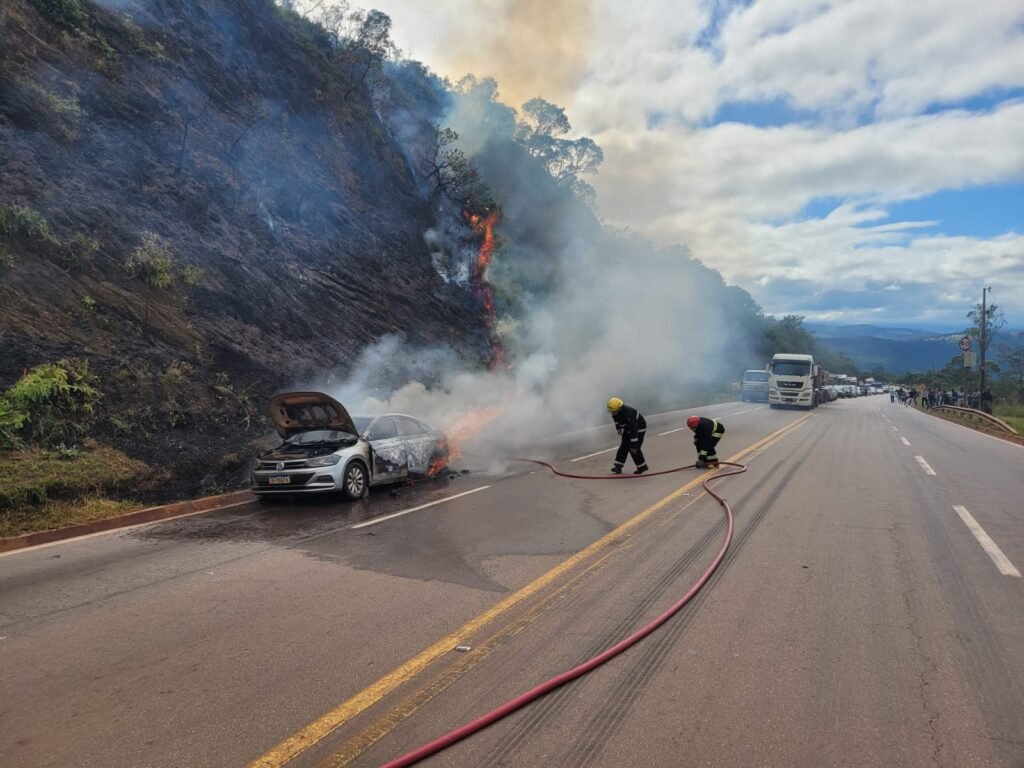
[251,392,449,500]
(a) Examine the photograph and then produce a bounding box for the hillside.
[808,324,962,373]
[0,0,844,527]
[1,0,493,500]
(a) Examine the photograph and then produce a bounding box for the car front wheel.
[342,461,368,500]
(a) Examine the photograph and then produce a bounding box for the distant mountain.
[807,324,963,373]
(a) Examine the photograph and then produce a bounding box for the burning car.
[251,392,449,500]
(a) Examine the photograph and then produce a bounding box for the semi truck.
[768,353,820,409]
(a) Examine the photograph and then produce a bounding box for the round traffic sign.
[959,336,972,351]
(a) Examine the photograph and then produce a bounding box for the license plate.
[268,475,291,485]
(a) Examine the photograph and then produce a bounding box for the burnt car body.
[251,392,449,500]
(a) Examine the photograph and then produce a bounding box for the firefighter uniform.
[611,403,648,474]
[690,416,725,467]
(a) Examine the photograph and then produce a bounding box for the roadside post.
[961,335,973,406]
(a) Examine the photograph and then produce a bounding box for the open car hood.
[267,391,358,438]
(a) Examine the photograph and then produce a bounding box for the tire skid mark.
[482,454,793,764]
[564,428,827,768]
[325,485,730,767]
[482,501,731,762]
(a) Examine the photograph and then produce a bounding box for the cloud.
[364,0,1024,324]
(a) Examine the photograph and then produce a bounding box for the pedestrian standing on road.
[686,415,725,469]
[607,397,649,475]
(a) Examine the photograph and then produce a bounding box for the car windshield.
[284,429,356,445]
[743,371,769,382]
[773,362,811,376]
[352,416,372,434]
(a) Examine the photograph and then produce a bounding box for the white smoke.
[324,233,746,460]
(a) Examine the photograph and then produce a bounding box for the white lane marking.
[658,427,688,437]
[349,486,491,530]
[953,505,1021,578]
[914,456,937,476]
[570,447,617,462]
[900,437,912,446]
[732,410,749,416]
[892,426,899,432]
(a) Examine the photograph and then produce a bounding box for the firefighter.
[686,415,725,468]
[607,397,649,475]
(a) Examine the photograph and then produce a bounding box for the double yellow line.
[248,414,811,768]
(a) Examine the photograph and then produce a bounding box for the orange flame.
[428,405,503,476]
[467,211,504,369]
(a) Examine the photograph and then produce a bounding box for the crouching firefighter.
[686,415,725,468]
[607,397,649,475]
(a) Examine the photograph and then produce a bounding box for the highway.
[1,397,1022,767]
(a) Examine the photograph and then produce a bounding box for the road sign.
[959,335,972,352]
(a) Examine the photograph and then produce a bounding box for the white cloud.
[358,0,1024,324]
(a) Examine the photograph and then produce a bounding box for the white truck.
[768,353,819,409]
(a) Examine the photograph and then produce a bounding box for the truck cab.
[741,369,770,402]
[768,353,818,409]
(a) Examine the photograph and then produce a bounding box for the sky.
[366,0,1024,329]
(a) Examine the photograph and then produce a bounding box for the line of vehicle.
[915,456,937,476]
[348,487,492,530]
[952,505,1021,577]
[246,413,813,768]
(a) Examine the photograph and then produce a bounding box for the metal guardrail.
[932,405,1019,435]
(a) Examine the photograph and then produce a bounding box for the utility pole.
[980,286,990,396]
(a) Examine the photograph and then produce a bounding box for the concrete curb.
[0,490,257,555]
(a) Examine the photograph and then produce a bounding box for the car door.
[398,417,434,474]
[368,417,407,483]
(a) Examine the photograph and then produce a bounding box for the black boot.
[610,464,623,474]
[633,464,649,475]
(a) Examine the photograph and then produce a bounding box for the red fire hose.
[379,459,747,768]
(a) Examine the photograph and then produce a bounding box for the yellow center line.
[246,413,812,768]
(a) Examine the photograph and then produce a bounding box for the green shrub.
[124,232,175,289]
[180,264,204,287]
[0,205,59,245]
[0,359,102,450]
[63,233,100,269]
[160,360,194,427]
[0,245,14,268]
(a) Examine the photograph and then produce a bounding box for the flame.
[428,405,503,476]
[467,211,504,369]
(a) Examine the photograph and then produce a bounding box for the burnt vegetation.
[0,0,850,522]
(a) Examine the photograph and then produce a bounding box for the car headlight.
[306,454,342,467]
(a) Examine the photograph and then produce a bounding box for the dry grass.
[0,444,149,536]
[0,496,138,538]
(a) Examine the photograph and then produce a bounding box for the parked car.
[251,392,449,500]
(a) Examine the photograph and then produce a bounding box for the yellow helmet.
[607,397,624,413]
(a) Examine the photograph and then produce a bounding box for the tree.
[512,97,604,202]
[420,126,493,213]
[454,75,518,138]
[966,299,1006,362]
[343,9,397,99]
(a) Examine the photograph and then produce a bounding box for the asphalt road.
[1,397,1022,768]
